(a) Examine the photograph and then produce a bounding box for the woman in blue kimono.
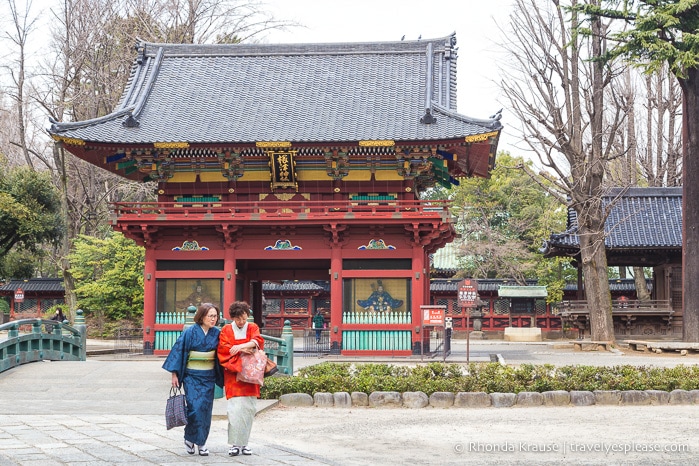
[162,303,223,456]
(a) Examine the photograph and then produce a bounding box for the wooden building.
[430,279,560,337]
[48,35,502,355]
[0,279,65,322]
[429,278,657,339]
[541,187,682,339]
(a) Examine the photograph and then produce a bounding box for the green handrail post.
[184,304,197,330]
[281,319,294,375]
[74,309,87,361]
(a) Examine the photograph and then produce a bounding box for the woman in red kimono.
[217,301,264,457]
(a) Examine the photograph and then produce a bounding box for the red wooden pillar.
[423,250,430,306]
[411,245,425,350]
[330,245,343,352]
[143,250,157,349]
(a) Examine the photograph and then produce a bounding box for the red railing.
[112,199,453,223]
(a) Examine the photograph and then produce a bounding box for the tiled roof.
[0,279,65,293]
[543,187,682,251]
[430,278,539,293]
[431,278,645,293]
[430,241,462,273]
[48,35,502,144]
[262,281,328,292]
[498,286,548,298]
[563,278,651,293]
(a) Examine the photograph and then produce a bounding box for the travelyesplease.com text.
[454,442,689,455]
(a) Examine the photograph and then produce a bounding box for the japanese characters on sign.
[458,279,479,308]
[421,305,445,326]
[268,150,298,191]
[14,288,24,303]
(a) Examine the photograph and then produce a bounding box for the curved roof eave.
[48,107,135,134]
[432,103,503,131]
[47,34,503,147]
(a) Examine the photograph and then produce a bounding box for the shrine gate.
[48,34,502,355]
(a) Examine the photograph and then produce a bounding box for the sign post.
[420,305,446,360]
[458,279,479,363]
[444,317,453,362]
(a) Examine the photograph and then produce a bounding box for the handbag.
[236,350,267,385]
[165,386,187,430]
[264,355,278,377]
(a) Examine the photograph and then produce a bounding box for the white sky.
[1,0,517,155]
[262,0,517,154]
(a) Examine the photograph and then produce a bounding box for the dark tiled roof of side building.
[430,278,647,293]
[48,35,502,144]
[542,187,682,252]
[0,278,65,293]
[0,278,643,296]
[262,281,329,292]
[430,278,540,293]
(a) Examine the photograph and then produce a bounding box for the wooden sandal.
[184,440,195,455]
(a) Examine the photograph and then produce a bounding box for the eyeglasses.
[206,314,218,319]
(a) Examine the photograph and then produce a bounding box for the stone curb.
[276,389,699,408]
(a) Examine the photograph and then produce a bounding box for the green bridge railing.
[218,318,294,376]
[261,320,294,375]
[0,310,87,373]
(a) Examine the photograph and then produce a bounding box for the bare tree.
[501,0,628,342]
[633,68,682,301]
[612,68,682,188]
[611,65,682,301]
[2,0,54,170]
[3,0,34,169]
[640,69,683,188]
[125,0,296,44]
[23,0,296,316]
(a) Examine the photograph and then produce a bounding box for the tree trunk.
[54,143,78,318]
[582,7,615,344]
[579,222,615,342]
[633,266,650,301]
[681,67,699,341]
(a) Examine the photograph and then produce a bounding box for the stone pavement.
[1,338,699,465]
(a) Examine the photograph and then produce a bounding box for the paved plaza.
[1,338,699,465]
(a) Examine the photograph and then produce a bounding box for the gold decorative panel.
[268,150,298,191]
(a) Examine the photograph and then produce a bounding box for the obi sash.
[186,350,216,371]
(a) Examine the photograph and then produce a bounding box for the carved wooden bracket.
[323,223,349,245]
[405,222,453,250]
[139,225,160,247]
[324,149,349,180]
[217,224,242,247]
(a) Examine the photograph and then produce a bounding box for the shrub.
[259,362,699,399]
